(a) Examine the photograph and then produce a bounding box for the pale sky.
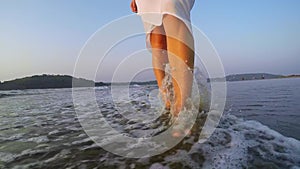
[0,0,299,82]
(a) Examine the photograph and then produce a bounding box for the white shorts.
[135,0,195,50]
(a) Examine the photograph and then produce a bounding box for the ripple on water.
[1,84,300,168]
[27,136,49,144]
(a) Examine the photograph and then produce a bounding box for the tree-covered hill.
[0,75,95,90]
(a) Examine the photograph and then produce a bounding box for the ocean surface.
[225,78,300,140]
[0,78,299,169]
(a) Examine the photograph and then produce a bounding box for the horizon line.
[1,72,300,83]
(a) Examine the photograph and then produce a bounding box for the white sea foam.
[1,82,299,168]
[140,113,300,169]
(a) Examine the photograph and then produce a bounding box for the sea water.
[226,78,300,140]
[0,78,299,168]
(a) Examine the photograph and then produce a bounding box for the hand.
[130,0,138,13]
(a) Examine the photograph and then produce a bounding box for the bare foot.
[172,128,191,138]
[170,110,194,138]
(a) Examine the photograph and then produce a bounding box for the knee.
[150,33,167,50]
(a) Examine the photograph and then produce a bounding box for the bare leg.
[162,14,195,117]
[150,26,170,109]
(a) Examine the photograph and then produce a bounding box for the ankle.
[172,102,182,117]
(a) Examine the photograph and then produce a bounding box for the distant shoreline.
[209,73,300,82]
[0,73,299,91]
[225,76,300,83]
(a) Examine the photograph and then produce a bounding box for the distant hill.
[0,74,155,91]
[0,75,96,90]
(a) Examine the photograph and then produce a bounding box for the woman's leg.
[150,26,170,109]
[162,14,195,116]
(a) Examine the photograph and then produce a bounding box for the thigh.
[150,26,167,50]
[162,14,192,39]
[162,14,194,50]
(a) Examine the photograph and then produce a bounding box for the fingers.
[130,0,137,13]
